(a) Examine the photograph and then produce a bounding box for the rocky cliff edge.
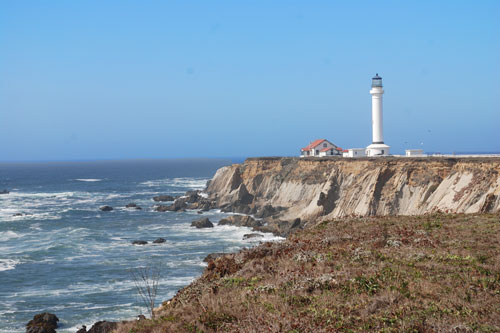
[205,157,500,226]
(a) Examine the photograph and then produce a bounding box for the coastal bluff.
[206,157,500,223]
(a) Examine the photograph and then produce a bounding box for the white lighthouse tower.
[366,73,390,156]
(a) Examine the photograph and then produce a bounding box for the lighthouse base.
[366,143,390,157]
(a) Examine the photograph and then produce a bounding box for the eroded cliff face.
[206,157,500,223]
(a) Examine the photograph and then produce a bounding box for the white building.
[319,146,343,157]
[366,74,390,157]
[300,139,342,157]
[405,149,426,157]
[345,148,366,158]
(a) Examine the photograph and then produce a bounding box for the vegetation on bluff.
[117,213,500,332]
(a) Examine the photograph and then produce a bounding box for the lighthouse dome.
[372,73,383,87]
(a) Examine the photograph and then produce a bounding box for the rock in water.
[243,233,264,240]
[185,190,202,203]
[99,206,113,212]
[155,199,187,212]
[76,325,87,333]
[125,203,142,210]
[153,195,175,202]
[191,218,214,228]
[153,238,166,244]
[87,321,118,333]
[132,240,148,245]
[26,312,59,333]
[0,189,9,194]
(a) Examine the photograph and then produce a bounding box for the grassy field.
[117,213,500,332]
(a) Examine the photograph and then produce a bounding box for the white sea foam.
[166,258,207,268]
[64,254,100,261]
[0,191,77,199]
[140,177,208,190]
[0,189,138,222]
[29,223,42,231]
[105,193,129,199]
[0,230,23,241]
[74,179,103,182]
[137,224,170,231]
[0,259,20,271]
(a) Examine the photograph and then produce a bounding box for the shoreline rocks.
[26,312,59,333]
[254,205,284,219]
[87,320,118,333]
[76,325,87,333]
[203,252,226,262]
[191,218,214,228]
[153,238,166,244]
[125,203,142,210]
[153,190,216,213]
[155,200,187,212]
[153,195,176,202]
[243,233,264,240]
[218,215,262,228]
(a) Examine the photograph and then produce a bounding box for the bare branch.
[131,265,162,319]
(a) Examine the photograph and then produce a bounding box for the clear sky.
[1,1,499,161]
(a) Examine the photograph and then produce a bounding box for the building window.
[323,143,327,147]
[381,150,384,154]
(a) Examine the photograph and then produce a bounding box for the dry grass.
[116,213,500,332]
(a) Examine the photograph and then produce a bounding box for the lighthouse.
[366,73,390,156]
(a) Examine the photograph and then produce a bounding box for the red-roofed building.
[300,139,341,157]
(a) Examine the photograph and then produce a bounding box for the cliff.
[206,157,500,224]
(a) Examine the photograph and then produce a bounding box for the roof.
[302,139,326,151]
[336,147,343,151]
[320,147,332,152]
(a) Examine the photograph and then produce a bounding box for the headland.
[78,157,500,332]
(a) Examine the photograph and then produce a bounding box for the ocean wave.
[0,191,78,199]
[0,190,138,222]
[0,230,23,241]
[166,258,207,268]
[105,193,129,200]
[29,223,42,231]
[139,177,208,190]
[137,224,171,231]
[64,254,100,261]
[0,210,62,222]
[74,179,103,182]
[58,276,196,297]
[0,259,20,271]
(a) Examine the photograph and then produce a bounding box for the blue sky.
[1,1,498,161]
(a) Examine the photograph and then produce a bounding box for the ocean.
[0,159,280,332]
